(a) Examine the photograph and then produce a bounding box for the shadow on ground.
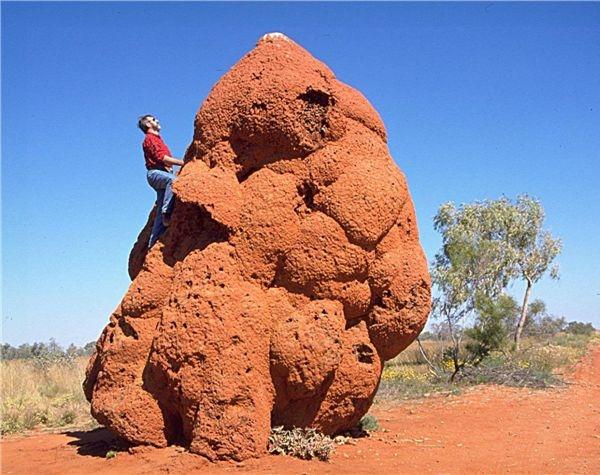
[65,428,130,458]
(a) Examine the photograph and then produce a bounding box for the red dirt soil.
[3,344,599,474]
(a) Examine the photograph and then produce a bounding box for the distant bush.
[459,331,598,389]
[0,339,95,361]
[550,332,596,350]
[565,321,595,336]
[417,331,434,340]
[377,329,598,402]
[521,300,567,337]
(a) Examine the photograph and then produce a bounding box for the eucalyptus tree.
[431,200,517,378]
[431,195,561,374]
[506,196,562,350]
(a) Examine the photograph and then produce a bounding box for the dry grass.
[1,356,95,435]
[268,426,339,461]
[376,340,457,400]
[376,332,599,401]
[390,339,446,366]
[1,333,596,435]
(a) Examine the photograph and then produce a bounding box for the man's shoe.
[162,214,171,227]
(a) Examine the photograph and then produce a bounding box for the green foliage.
[460,331,598,388]
[433,199,521,302]
[465,295,518,360]
[550,332,598,351]
[0,339,96,361]
[432,196,561,313]
[536,316,567,336]
[358,414,380,433]
[376,331,598,401]
[268,427,336,461]
[504,196,562,284]
[431,195,563,367]
[105,450,118,459]
[565,321,596,336]
[57,410,77,426]
[431,198,531,375]
[502,196,561,347]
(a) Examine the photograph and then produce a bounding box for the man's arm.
[163,155,184,167]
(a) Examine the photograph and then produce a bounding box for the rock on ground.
[85,32,431,461]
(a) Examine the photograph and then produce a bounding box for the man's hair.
[137,115,154,133]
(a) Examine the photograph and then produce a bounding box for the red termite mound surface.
[84,33,431,461]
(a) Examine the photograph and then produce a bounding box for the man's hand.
[163,155,185,167]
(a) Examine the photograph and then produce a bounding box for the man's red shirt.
[143,133,173,170]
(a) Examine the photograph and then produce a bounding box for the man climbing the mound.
[138,115,184,248]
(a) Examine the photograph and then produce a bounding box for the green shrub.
[358,414,379,433]
[565,321,595,336]
[58,410,77,426]
[465,295,516,361]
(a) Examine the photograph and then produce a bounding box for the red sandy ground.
[2,345,599,474]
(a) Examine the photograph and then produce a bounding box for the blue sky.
[2,2,599,346]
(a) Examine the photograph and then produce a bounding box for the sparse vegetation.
[1,355,95,435]
[268,426,337,461]
[456,354,563,388]
[376,331,598,401]
[2,328,596,437]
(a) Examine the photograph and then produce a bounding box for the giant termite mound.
[84,33,431,461]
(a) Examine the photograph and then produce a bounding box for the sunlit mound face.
[84,33,431,462]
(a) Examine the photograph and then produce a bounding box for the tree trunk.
[417,338,439,376]
[450,342,462,382]
[514,277,532,351]
[445,314,462,381]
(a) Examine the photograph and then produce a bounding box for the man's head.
[138,115,161,134]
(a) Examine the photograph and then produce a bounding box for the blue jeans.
[147,169,175,248]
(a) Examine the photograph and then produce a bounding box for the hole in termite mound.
[296,181,317,210]
[298,88,333,107]
[118,318,139,339]
[297,88,334,139]
[353,343,375,364]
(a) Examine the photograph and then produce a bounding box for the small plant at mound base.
[105,450,117,459]
[268,426,336,461]
[358,414,380,433]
